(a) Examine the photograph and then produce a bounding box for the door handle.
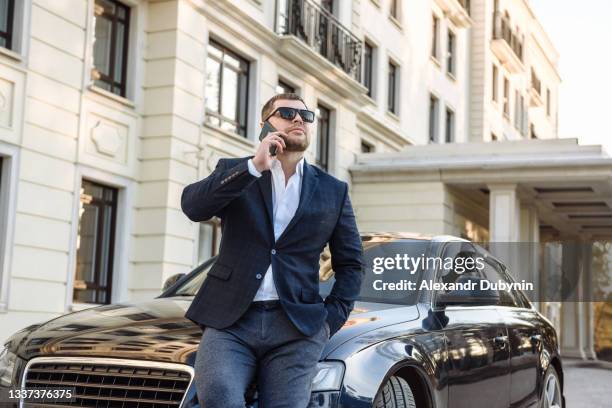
[494,335,508,349]
[531,334,542,343]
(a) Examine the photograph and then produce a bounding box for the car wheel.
[539,367,562,408]
[373,375,416,408]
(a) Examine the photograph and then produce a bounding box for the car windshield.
[166,237,431,306]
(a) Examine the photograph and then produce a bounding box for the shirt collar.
[271,156,305,177]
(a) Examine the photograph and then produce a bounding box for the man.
[181,93,364,408]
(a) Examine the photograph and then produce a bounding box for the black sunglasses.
[264,107,316,123]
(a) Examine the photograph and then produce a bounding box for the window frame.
[276,79,295,94]
[431,14,440,61]
[360,139,374,153]
[389,0,400,21]
[387,59,399,115]
[445,106,455,143]
[503,77,510,118]
[363,40,375,97]
[91,0,131,98]
[429,93,439,143]
[205,38,251,138]
[73,179,119,305]
[492,64,498,103]
[446,28,456,77]
[315,103,332,172]
[0,0,15,51]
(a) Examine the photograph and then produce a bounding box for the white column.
[488,184,520,275]
[580,241,596,359]
[559,240,596,360]
[519,204,540,307]
[488,184,520,242]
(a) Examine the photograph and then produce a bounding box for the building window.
[546,88,551,117]
[530,124,538,139]
[316,104,331,171]
[0,0,14,50]
[361,140,374,153]
[503,77,509,118]
[205,39,250,137]
[492,64,498,103]
[276,79,295,94]
[198,218,221,264]
[431,15,439,60]
[74,179,118,305]
[321,0,335,14]
[92,0,131,98]
[363,40,374,97]
[447,29,456,77]
[387,60,398,114]
[514,89,520,129]
[445,107,455,143]
[429,94,439,143]
[519,95,528,136]
[390,0,399,20]
[491,132,498,142]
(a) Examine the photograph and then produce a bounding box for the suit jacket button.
[271,249,276,255]
[256,274,262,279]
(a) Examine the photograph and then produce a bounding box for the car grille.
[21,357,194,408]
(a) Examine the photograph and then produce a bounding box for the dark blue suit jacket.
[181,156,364,337]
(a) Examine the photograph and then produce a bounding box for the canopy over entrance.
[349,138,612,360]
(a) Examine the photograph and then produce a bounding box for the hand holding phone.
[253,121,286,173]
[259,121,279,156]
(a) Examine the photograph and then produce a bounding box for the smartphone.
[259,120,279,156]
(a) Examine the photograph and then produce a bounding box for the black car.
[0,233,564,408]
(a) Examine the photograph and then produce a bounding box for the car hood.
[15,297,419,364]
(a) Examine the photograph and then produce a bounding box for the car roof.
[360,231,469,243]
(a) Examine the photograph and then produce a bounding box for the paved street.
[563,359,612,407]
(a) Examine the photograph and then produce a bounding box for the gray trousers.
[194,300,330,408]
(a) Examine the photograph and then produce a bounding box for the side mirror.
[434,276,500,308]
[163,273,186,292]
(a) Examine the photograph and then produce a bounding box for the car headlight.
[0,344,17,387]
[310,361,345,392]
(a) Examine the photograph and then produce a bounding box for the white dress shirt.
[247,157,305,300]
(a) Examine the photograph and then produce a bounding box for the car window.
[436,241,483,288]
[499,264,532,308]
[479,258,522,308]
[434,242,522,308]
[167,237,431,306]
[320,239,430,305]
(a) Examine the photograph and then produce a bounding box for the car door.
[488,261,542,407]
[433,242,511,408]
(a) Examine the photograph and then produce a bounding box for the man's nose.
[293,114,304,124]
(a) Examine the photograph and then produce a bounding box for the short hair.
[261,93,307,121]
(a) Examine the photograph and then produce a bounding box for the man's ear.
[259,121,263,128]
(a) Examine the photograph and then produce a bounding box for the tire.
[539,366,563,408]
[373,375,417,408]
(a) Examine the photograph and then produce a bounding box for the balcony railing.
[492,11,523,62]
[277,0,363,82]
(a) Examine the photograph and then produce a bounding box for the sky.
[529,0,612,151]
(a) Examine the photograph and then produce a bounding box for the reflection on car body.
[0,233,564,408]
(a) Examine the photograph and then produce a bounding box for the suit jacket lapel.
[257,169,275,239]
[276,157,319,244]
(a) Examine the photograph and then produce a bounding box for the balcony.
[434,0,472,28]
[491,11,524,74]
[530,68,543,107]
[276,0,364,95]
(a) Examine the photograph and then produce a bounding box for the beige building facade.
[1,0,586,354]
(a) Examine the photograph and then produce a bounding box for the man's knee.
[196,377,248,408]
